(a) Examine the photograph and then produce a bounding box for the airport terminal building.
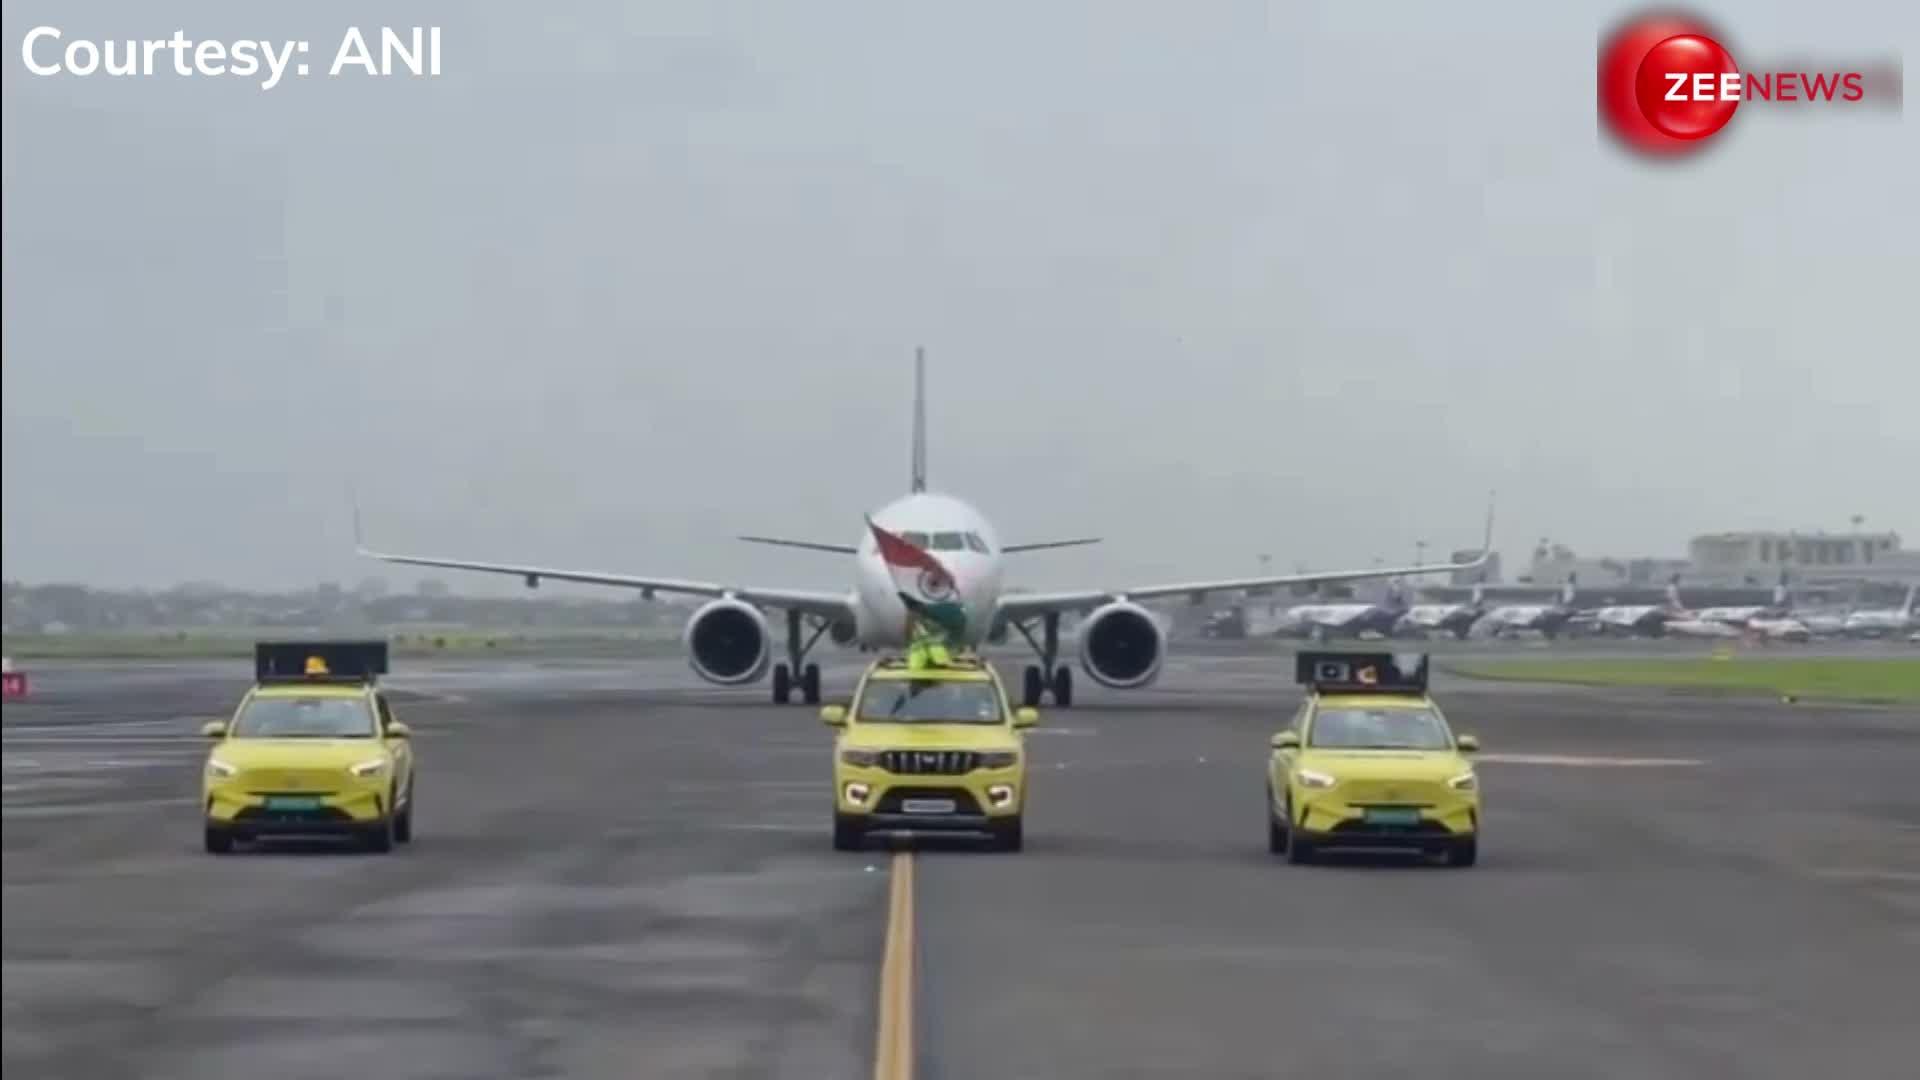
[1687,530,1920,587]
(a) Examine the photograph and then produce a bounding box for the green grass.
[1,630,685,661]
[1446,657,1920,705]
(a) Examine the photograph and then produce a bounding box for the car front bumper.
[204,786,390,828]
[1291,796,1478,843]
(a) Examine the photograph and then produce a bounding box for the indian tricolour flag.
[868,518,969,641]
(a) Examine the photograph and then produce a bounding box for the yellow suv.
[822,655,1037,851]
[201,642,416,854]
[1267,652,1481,867]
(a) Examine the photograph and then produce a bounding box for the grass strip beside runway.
[1446,657,1920,704]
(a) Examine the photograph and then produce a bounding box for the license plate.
[1364,807,1421,826]
[264,796,323,811]
[901,798,956,814]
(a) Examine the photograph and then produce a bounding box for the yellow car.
[821,654,1037,851]
[200,642,416,854]
[1266,652,1480,867]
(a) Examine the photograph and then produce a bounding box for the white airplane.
[1399,583,1487,640]
[1691,573,1791,628]
[1586,576,1687,637]
[1274,580,1416,642]
[358,351,1494,707]
[1477,576,1579,639]
[1666,574,1803,641]
[1842,584,1919,638]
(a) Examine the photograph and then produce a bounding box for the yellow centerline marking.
[873,850,916,1080]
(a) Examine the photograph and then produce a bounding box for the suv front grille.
[878,750,978,776]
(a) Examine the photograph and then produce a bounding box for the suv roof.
[1312,691,1436,710]
[863,655,997,683]
[251,682,372,700]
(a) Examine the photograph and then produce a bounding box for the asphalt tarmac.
[4,652,1917,1079]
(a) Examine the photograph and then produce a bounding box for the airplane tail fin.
[1904,584,1918,616]
[1774,569,1790,610]
[910,347,927,494]
[1470,582,1486,608]
[1666,574,1686,612]
[1560,573,1577,607]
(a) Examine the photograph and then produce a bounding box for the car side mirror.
[1271,731,1300,750]
[1013,707,1039,729]
[386,721,412,739]
[200,720,228,738]
[1457,734,1479,753]
[820,705,848,727]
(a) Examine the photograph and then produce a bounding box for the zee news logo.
[1598,9,1902,156]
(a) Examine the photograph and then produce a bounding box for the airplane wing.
[996,500,1496,622]
[1001,537,1103,554]
[356,545,856,620]
[736,535,1103,555]
[737,535,859,555]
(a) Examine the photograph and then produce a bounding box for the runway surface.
[4,652,1918,1079]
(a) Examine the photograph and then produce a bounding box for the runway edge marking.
[873,850,916,1080]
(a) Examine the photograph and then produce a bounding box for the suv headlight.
[978,750,1019,769]
[1448,771,1478,792]
[1296,768,1336,789]
[205,758,237,779]
[348,758,389,778]
[839,749,879,768]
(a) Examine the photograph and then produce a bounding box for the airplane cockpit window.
[965,532,991,554]
[931,532,965,551]
[902,531,931,548]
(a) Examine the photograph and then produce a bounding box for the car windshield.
[231,695,377,738]
[1309,707,1452,750]
[857,680,1003,724]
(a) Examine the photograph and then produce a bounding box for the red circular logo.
[1598,12,1740,155]
[1635,34,1739,139]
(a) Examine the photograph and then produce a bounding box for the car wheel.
[364,812,395,854]
[1447,836,1478,868]
[203,826,234,855]
[832,813,863,851]
[991,816,1024,852]
[1284,800,1314,864]
[394,801,413,845]
[1266,787,1289,855]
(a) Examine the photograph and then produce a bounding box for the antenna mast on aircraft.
[911,346,928,494]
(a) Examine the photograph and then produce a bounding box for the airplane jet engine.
[1078,601,1165,689]
[684,599,772,684]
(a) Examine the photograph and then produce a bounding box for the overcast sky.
[3,1,1914,594]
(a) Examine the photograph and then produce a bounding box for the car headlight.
[1448,771,1478,792]
[1296,768,1336,789]
[840,749,879,768]
[978,750,1019,769]
[205,758,237,779]
[348,758,389,778]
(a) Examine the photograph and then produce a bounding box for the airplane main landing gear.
[772,662,822,705]
[773,611,828,705]
[1014,613,1074,707]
